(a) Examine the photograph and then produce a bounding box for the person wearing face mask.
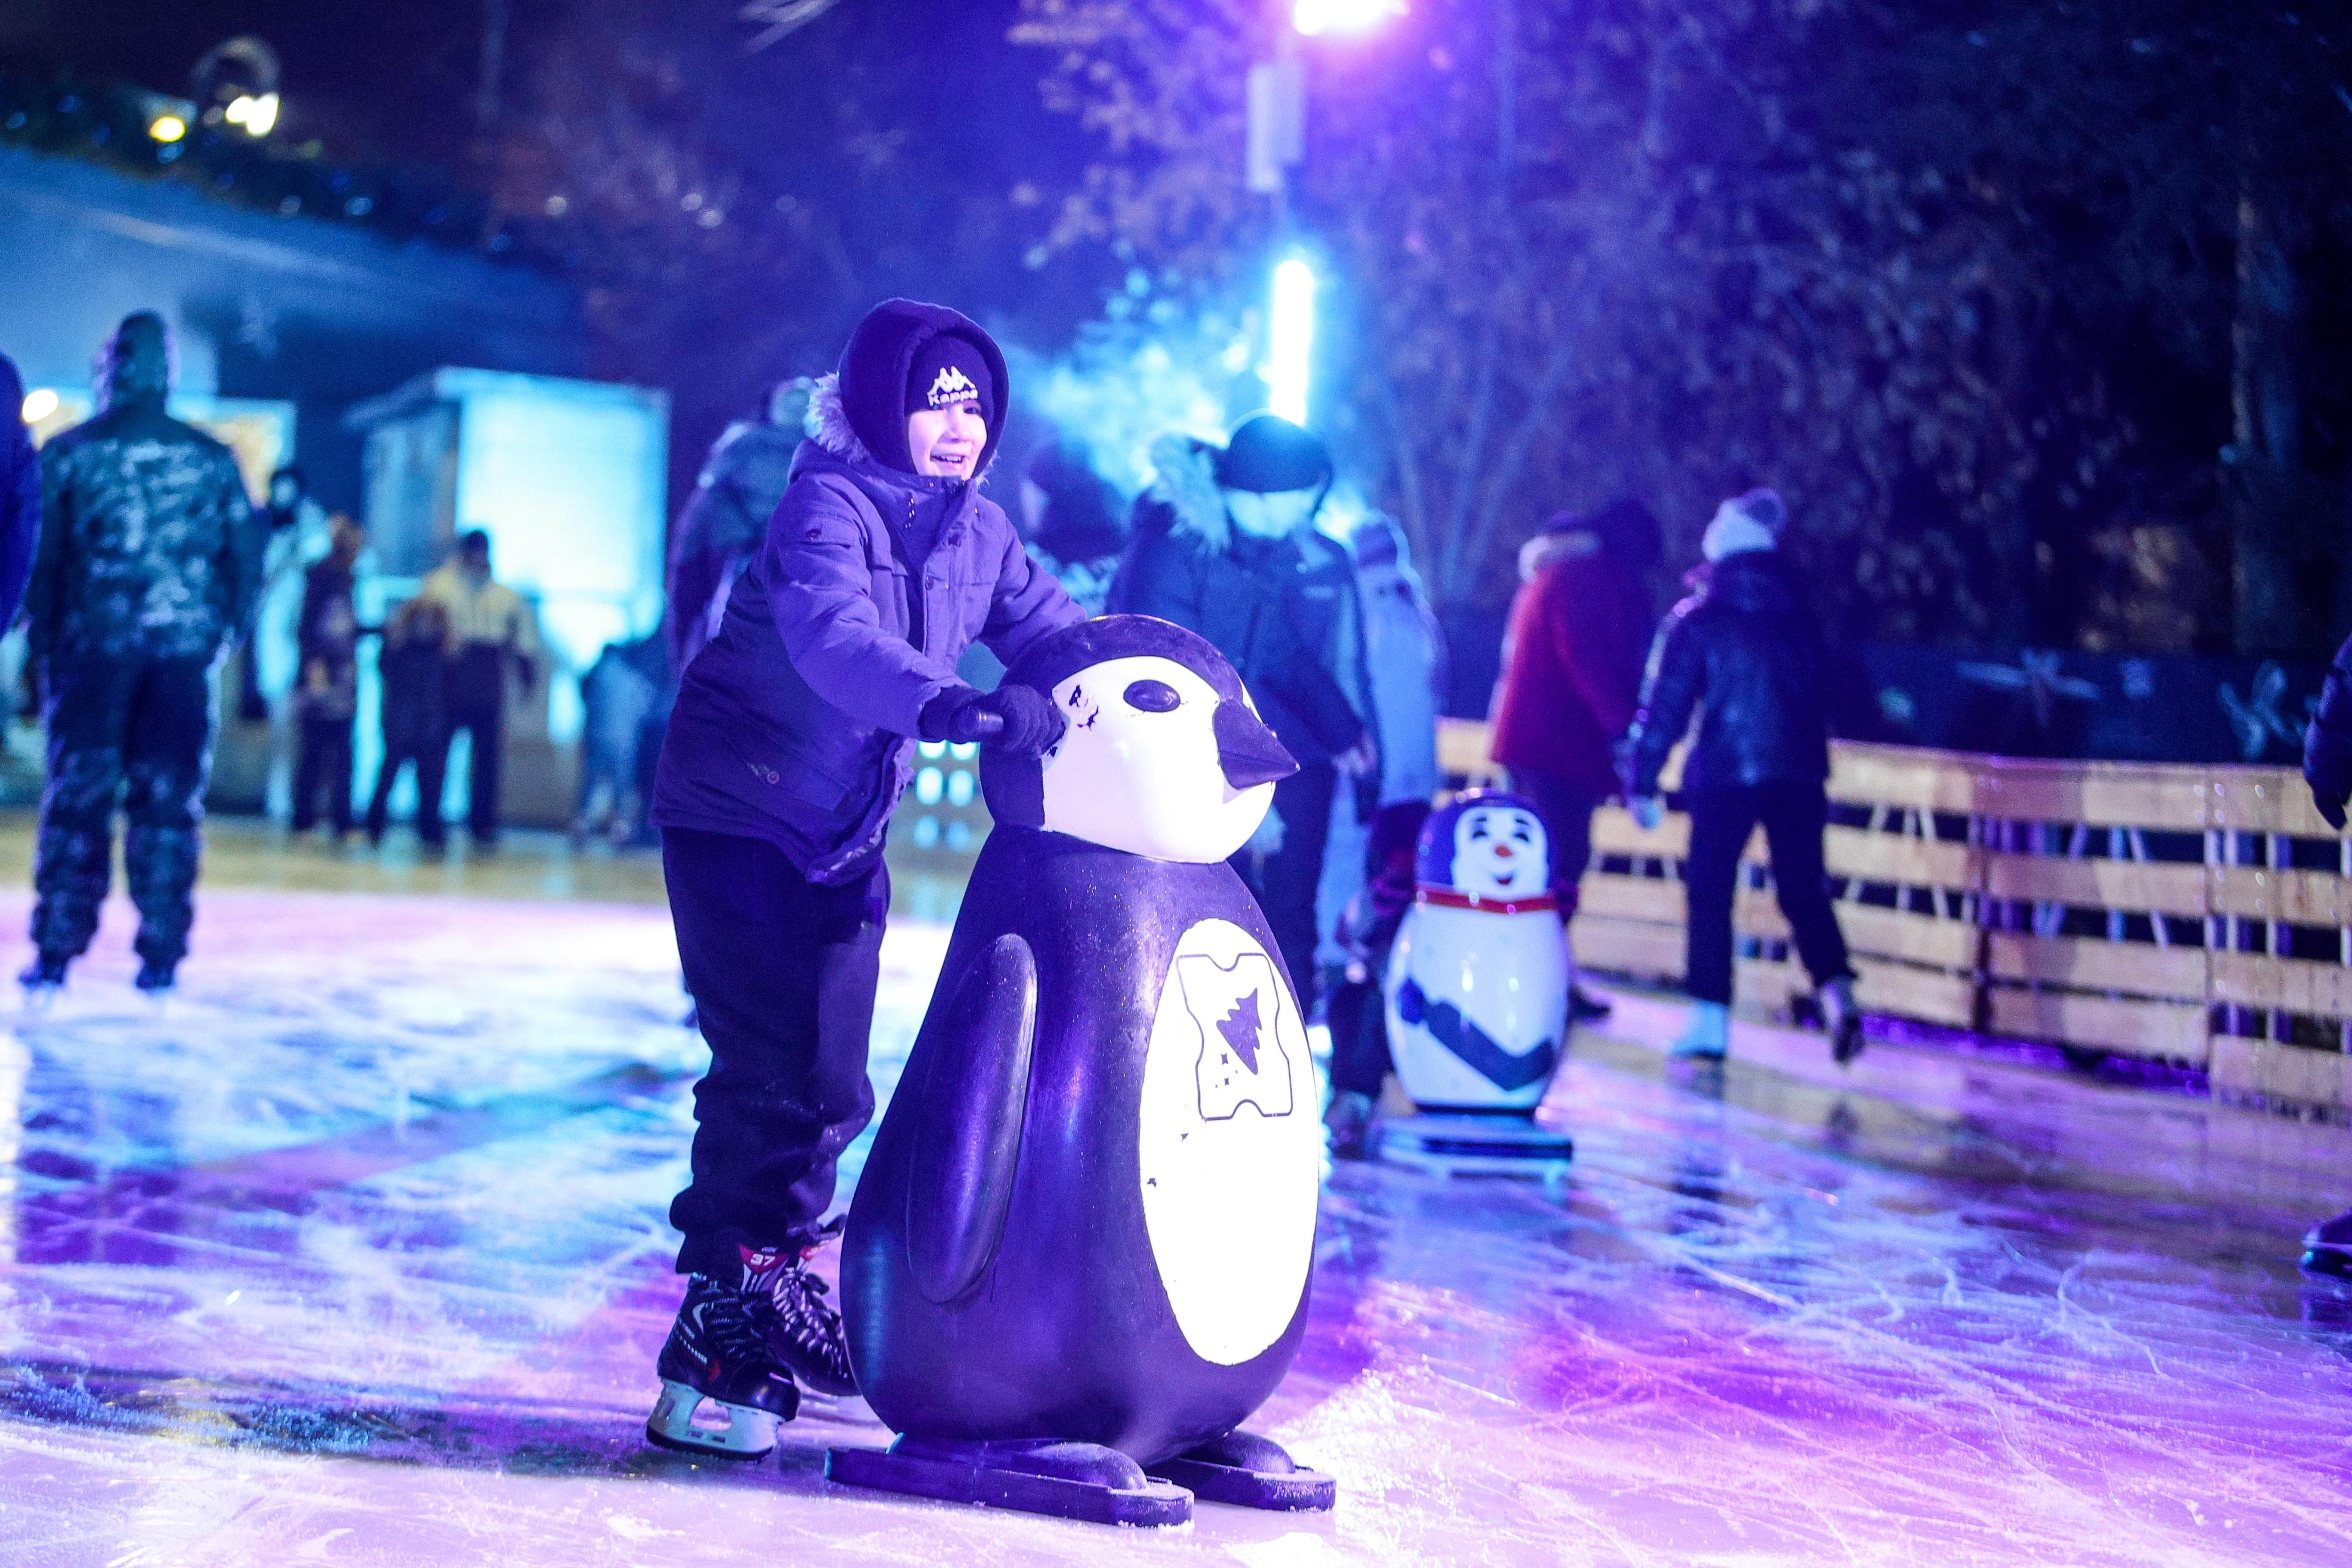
[643,299,1081,1451]
[1623,487,1861,1065]
[1108,414,1375,991]
[21,312,265,998]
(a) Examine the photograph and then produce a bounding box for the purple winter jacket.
[651,397,1082,884]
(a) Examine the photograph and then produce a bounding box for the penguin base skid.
[1377,1110,1575,1180]
[825,1436,1194,1528]
[1144,1429,1336,1512]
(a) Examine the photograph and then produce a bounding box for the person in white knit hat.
[1622,487,1863,1065]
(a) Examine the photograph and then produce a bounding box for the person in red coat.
[1489,498,1660,1021]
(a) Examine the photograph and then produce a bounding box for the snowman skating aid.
[1379,790,1576,1176]
[824,616,1335,1527]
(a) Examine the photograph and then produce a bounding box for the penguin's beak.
[1215,701,1298,791]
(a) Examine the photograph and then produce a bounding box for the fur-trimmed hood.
[808,370,1002,485]
[1140,431,1230,552]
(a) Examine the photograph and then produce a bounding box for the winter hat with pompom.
[1700,487,1787,562]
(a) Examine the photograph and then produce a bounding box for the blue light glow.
[1269,258,1317,427]
[1295,0,1406,37]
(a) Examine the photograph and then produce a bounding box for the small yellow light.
[21,389,60,424]
[148,114,187,143]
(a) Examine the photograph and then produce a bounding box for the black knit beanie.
[835,299,1009,474]
[1215,414,1331,494]
[906,334,995,426]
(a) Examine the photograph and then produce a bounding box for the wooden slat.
[2202,768,2342,835]
[1983,933,2209,1003]
[1734,956,1802,1011]
[1855,960,1978,1028]
[1590,806,1690,859]
[2209,952,2352,1016]
[1985,987,2211,1063]
[1970,761,2213,830]
[1822,826,1978,889]
[1436,717,1504,782]
[2209,1035,2352,1112]
[1577,874,1684,925]
[1827,744,1978,813]
[2206,867,2352,925]
[1569,915,1684,982]
[1981,852,2209,915]
[1840,905,1980,970]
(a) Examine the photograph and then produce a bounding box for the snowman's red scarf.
[1413,884,1558,915]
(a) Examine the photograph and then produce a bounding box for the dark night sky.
[0,1,1067,192]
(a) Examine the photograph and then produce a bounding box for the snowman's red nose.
[1495,844,1515,858]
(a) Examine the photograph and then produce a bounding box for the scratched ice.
[0,888,2347,1566]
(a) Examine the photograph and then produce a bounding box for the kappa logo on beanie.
[926,365,979,408]
[906,333,995,426]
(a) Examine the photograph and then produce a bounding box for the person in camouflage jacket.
[21,311,265,996]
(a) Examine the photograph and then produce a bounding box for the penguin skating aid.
[824,617,1336,1526]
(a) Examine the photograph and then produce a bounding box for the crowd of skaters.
[0,302,2346,1305]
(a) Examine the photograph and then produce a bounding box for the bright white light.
[226,92,279,137]
[1294,0,1406,37]
[20,389,59,424]
[1268,258,1317,426]
[147,114,187,143]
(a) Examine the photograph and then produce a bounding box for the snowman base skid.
[1378,1109,1575,1179]
[825,1437,1194,1527]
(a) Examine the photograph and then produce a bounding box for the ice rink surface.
[0,871,2349,1566]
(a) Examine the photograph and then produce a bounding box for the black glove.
[919,684,1066,758]
[2318,790,2349,832]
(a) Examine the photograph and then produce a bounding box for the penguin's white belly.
[1385,904,1569,1109]
[1137,917,1323,1366]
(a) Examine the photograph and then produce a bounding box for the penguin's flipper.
[906,932,1038,1305]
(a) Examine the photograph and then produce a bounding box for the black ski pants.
[1231,760,1336,992]
[664,826,886,1277]
[1683,780,1855,1007]
[366,732,448,845]
[430,646,506,845]
[1513,769,1603,920]
[292,716,354,835]
[32,652,215,966]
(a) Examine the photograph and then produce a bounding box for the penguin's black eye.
[1123,679,1181,713]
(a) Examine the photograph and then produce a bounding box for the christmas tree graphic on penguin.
[1178,953,1295,1121]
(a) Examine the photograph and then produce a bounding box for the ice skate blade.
[644,1379,777,1461]
[1146,1456,1335,1512]
[826,1445,1193,1528]
[1377,1112,1573,1179]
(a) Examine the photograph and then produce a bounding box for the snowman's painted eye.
[1123,679,1181,713]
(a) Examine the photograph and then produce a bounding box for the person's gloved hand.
[920,684,1066,758]
[1629,795,1667,832]
[2316,788,2349,832]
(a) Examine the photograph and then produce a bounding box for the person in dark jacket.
[366,596,452,846]
[1491,498,1660,1022]
[2298,635,2352,1278]
[1108,415,1374,986]
[22,312,264,998]
[1624,487,1860,1063]
[666,377,812,672]
[291,516,366,839]
[1322,800,1432,1158]
[1017,437,1127,614]
[0,352,43,633]
[645,299,1081,1427]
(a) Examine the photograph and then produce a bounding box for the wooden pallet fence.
[1432,719,2352,1110]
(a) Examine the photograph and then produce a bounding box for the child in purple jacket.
[643,300,1082,1459]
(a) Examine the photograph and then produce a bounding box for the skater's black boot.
[135,958,177,995]
[747,1228,858,1397]
[2301,1208,2352,1280]
[1323,1090,1375,1161]
[644,1259,801,1461]
[1146,1428,1336,1512]
[1567,984,1614,1023]
[18,951,68,1010]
